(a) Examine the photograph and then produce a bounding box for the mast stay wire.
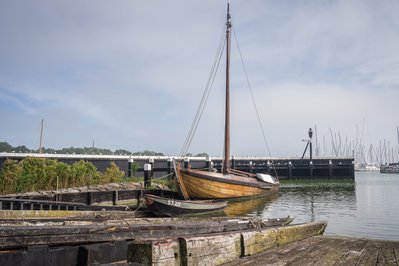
[180,23,227,157]
[232,23,279,179]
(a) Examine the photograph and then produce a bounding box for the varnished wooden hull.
[177,167,279,199]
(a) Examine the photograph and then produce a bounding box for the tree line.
[0,157,126,195]
[0,141,209,157]
[0,141,164,156]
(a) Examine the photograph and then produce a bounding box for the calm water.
[226,172,399,241]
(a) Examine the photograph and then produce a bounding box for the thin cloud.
[1,1,398,156]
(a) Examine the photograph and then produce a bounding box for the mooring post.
[184,158,190,169]
[231,155,236,170]
[308,128,313,160]
[310,161,314,178]
[267,160,271,174]
[288,161,293,179]
[128,158,134,178]
[329,160,333,178]
[167,157,173,177]
[249,161,253,173]
[144,164,152,188]
[148,157,154,175]
[112,190,118,206]
[206,157,212,171]
[87,192,93,205]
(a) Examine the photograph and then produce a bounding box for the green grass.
[279,179,355,189]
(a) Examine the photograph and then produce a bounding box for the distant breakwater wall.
[0,153,354,180]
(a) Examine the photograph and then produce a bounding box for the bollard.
[288,161,293,179]
[231,155,236,170]
[206,157,212,171]
[144,164,152,188]
[128,158,134,177]
[167,157,173,176]
[329,160,333,178]
[184,158,190,169]
[310,161,314,178]
[249,161,253,174]
[149,157,154,178]
[267,160,271,174]
[112,191,118,206]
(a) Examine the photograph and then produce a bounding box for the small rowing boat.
[144,194,227,217]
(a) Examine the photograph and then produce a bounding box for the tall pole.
[223,2,231,174]
[309,128,313,160]
[397,126,399,147]
[314,125,318,157]
[39,119,44,153]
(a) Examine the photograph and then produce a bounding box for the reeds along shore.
[0,157,126,195]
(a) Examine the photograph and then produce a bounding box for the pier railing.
[0,153,354,180]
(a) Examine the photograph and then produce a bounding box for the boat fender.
[256,173,277,184]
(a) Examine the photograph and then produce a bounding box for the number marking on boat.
[167,200,181,207]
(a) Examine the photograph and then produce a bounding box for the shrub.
[101,162,125,184]
[0,158,130,194]
[0,159,22,194]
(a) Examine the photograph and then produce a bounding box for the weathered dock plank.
[0,217,332,266]
[356,241,379,265]
[240,221,327,257]
[377,242,398,265]
[127,238,181,265]
[0,217,291,249]
[225,236,334,266]
[125,222,326,266]
[328,238,368,266]
[270,237,341,266]
[275,221,327,246]
[223,236,399,266]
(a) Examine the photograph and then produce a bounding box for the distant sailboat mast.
[39,119,44,154]
[223,2,232,174]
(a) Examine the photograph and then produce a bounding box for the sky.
[1,0,399,157]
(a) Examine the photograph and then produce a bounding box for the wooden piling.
[167,157,173,176]
[144,164,152,188]
[126,222,326,266]
[310,161,314,178]
[180,233,241,266]
[128,158,134,177]
[127,238,181,265]
[249,161,253,174]
[205,157,212,171]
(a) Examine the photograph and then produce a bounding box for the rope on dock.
[247,217,268,228]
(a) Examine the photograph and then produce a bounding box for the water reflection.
[222,174,399,240]
[263,184,356,229]
[225,180,360,237]
[224,193,279,216]
[220,173,399,240]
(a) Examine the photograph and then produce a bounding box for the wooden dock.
[0,215,325,266]
[0,212,397,265]
[224,235,399,266]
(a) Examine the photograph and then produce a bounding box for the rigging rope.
[178,16,280,180]
[179,23,227,158]
[232,23,279,179]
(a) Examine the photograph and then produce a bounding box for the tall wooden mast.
[223,2,232,174]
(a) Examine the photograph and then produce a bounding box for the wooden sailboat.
[175,3,279,200]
